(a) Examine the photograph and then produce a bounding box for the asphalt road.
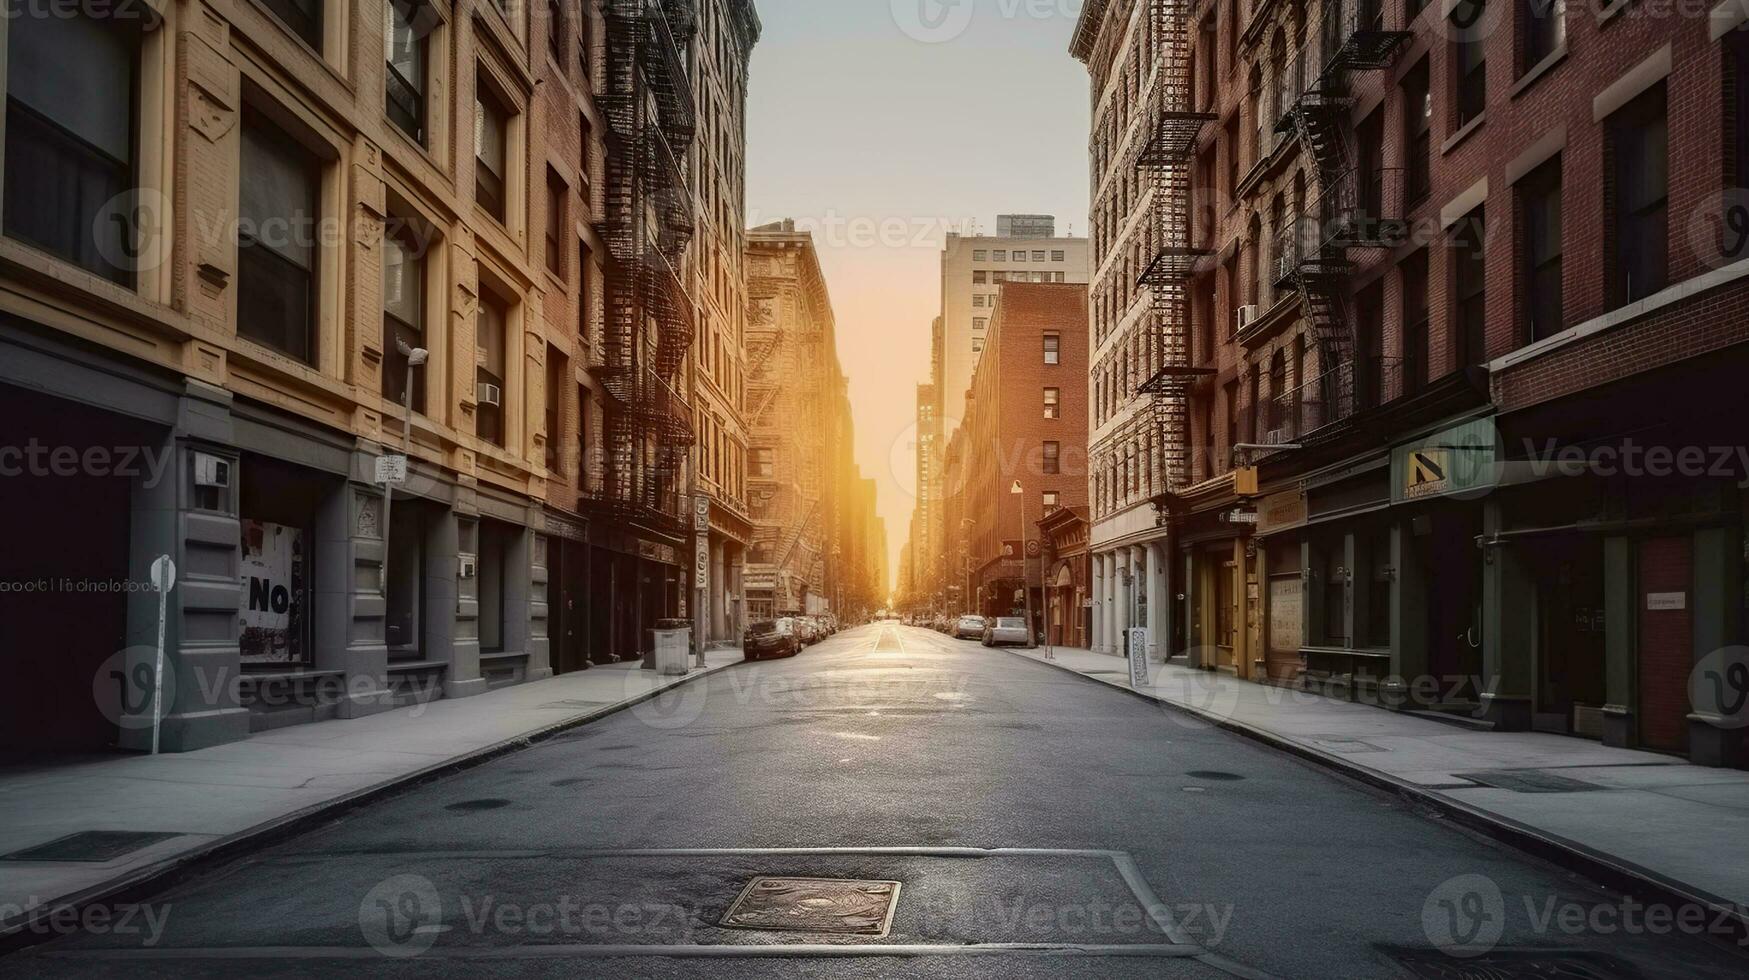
[8,624,1747,979]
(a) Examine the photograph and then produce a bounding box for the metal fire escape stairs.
[1271,0,1410,436]
[591,0,700,534]
[1135,0,1216,493]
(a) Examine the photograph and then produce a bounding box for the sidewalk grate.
[1454,770,1605,794]
[1382,946,1639,978]
[1,831,180,863]
[720,877,901,937]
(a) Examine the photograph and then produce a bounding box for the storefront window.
[1321,538,1347,646]
[479,520,509,653]
[238,457,320,667]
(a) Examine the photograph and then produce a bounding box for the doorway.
[1426,507,1483,704]
[1637,536,1692,753]
[1532,536,1607,735]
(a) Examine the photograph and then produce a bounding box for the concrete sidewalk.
[0,651,743,938]
[1013,644,1749,924]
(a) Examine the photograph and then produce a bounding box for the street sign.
[376,454,408,485]
[694,493,711,533]
[695,537,710,590]
[1126,627,1150,688]
[148,555,176,755]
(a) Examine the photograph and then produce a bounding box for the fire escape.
[1135,0,1216,491]
[588,0,699,538]
[1268,0,1410,444]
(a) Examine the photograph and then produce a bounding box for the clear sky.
[745,0,1092,597]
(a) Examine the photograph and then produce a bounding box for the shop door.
[1535,540,1607,735]
[1637,536,1692,753]
[0,392,140,755]
[1427,508,1483,702]
[550,542,588,674]
[588,546,613,665]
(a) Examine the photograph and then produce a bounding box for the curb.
[0,656,748,955]
[1002,648,1749,951]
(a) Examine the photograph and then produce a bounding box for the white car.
[953,615,986,640]
[982,617,1030,647]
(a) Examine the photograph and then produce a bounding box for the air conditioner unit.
[193,453,231,489]
[476,382,503,407]
[1235,305,1261,331]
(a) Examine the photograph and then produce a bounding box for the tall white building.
[937,218,1089,437]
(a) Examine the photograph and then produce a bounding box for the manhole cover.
[1455,770,1604,794]
[1,831,180,863]
[1382,947,1640,978]
[720,877,900,937]
[445,798,512,812]
[1186,770,1244,781]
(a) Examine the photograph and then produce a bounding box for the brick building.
[952,283,1090,635]
[1076,0,1749,769]
[0,0,722,754]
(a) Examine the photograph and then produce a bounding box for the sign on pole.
[148,555,176,755]
[694,493,711,533]
[1126,626,1150,689]
[695,536,710,592]
[376,454,408,485]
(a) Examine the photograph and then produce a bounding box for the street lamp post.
[1010,480,1035,649]
[380,339,428,640]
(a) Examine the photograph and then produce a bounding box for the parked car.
[982,617,1030,647]
[744,619,801,660]
[795,617,820,645]
[953,615,987,640]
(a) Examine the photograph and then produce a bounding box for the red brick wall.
[963,284,1090,576]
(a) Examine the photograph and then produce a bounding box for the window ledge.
[1511,44,1568,100]
[1489,255,1749,373]
[1441,113,1486,156]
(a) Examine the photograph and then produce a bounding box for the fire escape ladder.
[1135,0,1211,493]
[586,0,701,535]
[1275,0,1413,417]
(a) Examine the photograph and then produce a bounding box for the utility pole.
[379,339,427,644]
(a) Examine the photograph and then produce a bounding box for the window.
[974,317,988,331]
[476,289,508,446]
[546,346,564,474]
[1452,1,1487,128]
[973,249,988,261]
[1032,250,1046,261]
[1043,491,1060,513]
[386,0,427,144]
[1608,84,1668,309]
[475,77,510,223]
[262,0,323,50]
[1453,207,1486,366]
[584,236,598,341]
[754,448,774,478]
[1043,387,1061,419]
[1401,249,1430,393]
[972,295,986,308]
[382,222,427,412]
[972,338,985,353]
[973,270,987,284]
[1042,442,1061,475]
[1043,333,1061,365]
[578,113,594,199]
[1520,158,1562,343]
[3,9,139,285]
[1051,250,1065,262]
[1522,0,1564,73]
[1223,381,1238,468]
[1403,59,1431,204]
[546,167,566,274]
[547,0,566,65]
[237,110,319,363]
[993,250,1008,261]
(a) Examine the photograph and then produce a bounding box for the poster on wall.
[240,520,306,664]
[1268,577,1303,655]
